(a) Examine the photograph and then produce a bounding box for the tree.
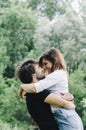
[69,67,86,129]
[0,2,37,78]
[26,0,73,19]
[29,2,86,74]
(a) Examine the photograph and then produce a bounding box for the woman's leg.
[53,108,84,130]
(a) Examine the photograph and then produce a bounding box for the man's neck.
[37,76,45,80]
[32,78,38,83]
[32,76,45,83]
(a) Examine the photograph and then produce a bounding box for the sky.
[71,0,80,13]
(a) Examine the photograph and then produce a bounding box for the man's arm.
[19,88,75,109]
[44,93,75,109]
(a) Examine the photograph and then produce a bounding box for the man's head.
[16,59,44,83]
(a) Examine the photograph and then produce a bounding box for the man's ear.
[32,74,37,78]
[32,74,37,82]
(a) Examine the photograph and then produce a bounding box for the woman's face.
[34,64,45,78]
[42,59,52,74]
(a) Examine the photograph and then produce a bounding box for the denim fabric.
[53,108,84,130]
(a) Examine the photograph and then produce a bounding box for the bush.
[69,68,86,129]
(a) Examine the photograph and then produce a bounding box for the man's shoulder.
[26,89,51,102]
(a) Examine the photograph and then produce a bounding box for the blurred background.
[0,0,86,129]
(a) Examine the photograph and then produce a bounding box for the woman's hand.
[60,92,74,101]
[19,87,27,98]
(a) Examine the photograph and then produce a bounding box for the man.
[16,59,74,130]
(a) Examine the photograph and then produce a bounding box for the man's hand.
[63,100,75,109]
[60,92,74,101]
[44,93,75,109]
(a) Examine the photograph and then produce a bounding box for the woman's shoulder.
[55,69,66,73]
[46,69,67,78]
[55,69,67,76]
[48,69,66,76]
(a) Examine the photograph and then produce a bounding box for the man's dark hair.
[16,59,38,83]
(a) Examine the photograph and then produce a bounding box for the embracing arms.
[19,88,75,109]
[44,93,75,109]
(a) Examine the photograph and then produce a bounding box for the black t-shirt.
[26,90,59,130]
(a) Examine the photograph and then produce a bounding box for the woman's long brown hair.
[39,48,67,72]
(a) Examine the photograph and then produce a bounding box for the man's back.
[26,90,59,130]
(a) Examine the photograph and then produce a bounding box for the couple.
[17,48,83,130]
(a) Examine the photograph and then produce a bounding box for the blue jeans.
[53,108,84,130]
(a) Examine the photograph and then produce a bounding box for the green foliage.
[81,99,86,130]
[69,68,86,104]
[0,0,86,129]
[0,78,35,127]
[31,6,86,73]
[0,0,10,8]
[0,120,27,130]
[27,0,41,10]
[27,0,72,19]
[0,3,37,78]
[69,68,86,129]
